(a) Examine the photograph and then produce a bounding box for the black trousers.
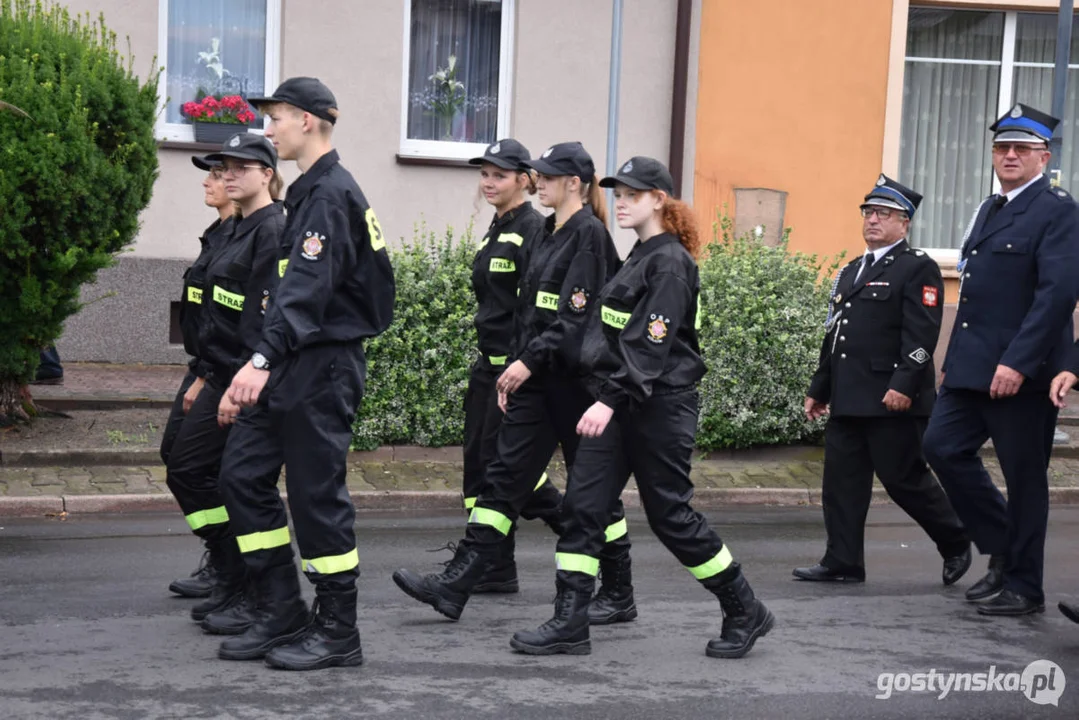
[923,387,1057,604]
[819,416,968,572]
[466,374,630,553]
[160,371,197,465]
[218,344,365,590]
[165,380,232,542]
[462,358,562,524]
[556,390,729,580]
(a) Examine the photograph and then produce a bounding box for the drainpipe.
[1048,0,1073,188]
[605,0,624,226]
[669,0,693,198]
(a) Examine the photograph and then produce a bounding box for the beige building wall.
[56,0,684,362]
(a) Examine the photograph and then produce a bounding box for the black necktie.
[857,253,876,282]
[985,194,1007,224]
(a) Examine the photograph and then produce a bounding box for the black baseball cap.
[469,138,531,170]
[524,141,595,180]
[205,132,278,168]
[600,156,675,196]
[248,77,339,124]
[191,154,221,171]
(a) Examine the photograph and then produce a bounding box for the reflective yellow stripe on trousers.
[468,507,513,536]
[302,547,359,575]
[185,505,228,531]
[686,545,734,580]
[465,473,546,511]
[236,526,291,554]
[556,552,600,576]
[463,496,477,510]
[604,517,628,543]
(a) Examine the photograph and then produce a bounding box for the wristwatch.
[251,352,270,370]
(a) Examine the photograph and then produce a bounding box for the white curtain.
[165,0,267,124]
[899,10,1003,249]
[407,0,502,143]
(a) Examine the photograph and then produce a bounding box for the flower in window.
[181,94,255,125]
[427,55,467,140]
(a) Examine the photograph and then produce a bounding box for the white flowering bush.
[696,213,839,449]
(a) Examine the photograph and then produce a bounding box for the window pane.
[166,0,267,124]
[899,61,1000,249]
[906,9,1003,61]
[1014,67,1079,190]
[407,0,502,143]
[1015,12,1079,64]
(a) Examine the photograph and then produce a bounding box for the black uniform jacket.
[808,240,943,417]
[198,202,284,385]
[255,150,396,365]
[180,216,234,379]
[472,202,544,367]
[942,176,1079,394]
[580,233,705,414]
[514,205,621,377]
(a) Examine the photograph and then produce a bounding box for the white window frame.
[904,8,1076,260]
[398,0,516,160]
[155,0,281,143]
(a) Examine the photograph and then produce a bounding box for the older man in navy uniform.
[795,176,970,585]
[923,104,1079,616]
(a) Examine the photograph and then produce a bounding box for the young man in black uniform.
[1051,347,1079,625]
[794,175,970,585]
[216,77,395,670]
[924,105,1079,616]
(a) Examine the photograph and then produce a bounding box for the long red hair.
[660,197,701,259]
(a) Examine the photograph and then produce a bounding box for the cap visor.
[860,198,907,212]
[191,155,218,171]
[245,95,279,109]
[993,130,1049,144]
[523,158,569,176]
[469,156,520,170]
[204,149,273,166]
[599,174,652,190]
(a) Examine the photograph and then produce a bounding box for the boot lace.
[190,550,212,579]
[427,541,459,568]
[537,588,579,631]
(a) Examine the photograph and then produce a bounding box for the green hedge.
[353,215,837,450]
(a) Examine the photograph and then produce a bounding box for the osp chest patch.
[569,287,590,314]
[647,314,669,344]
[301,231,326,261]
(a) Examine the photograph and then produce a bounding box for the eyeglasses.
[861,207,906,220]
[208,168,225,179]
[992,143,1048,157]
[220,164,266,177]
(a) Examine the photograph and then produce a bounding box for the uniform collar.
[490,201,531,231]
[863,237,906,264]
[628,232,681,260]
[233,201,284,237]
[545,204,595,235]
[285,149,340,210]
[1002,173,1044,203]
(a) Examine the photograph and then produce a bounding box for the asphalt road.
[1,506,1077,720]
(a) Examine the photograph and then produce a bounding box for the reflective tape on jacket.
[278,259,289,278]
[490,257,516,273]
[536,291,559,311]
[463,496,477,510]
[533,472,549,492]
[488,355,507,366]
[187,287,203,305]
[686,545,734,579]
[236,526,291,554]
[601,305,630,330]
[185,505,228,531]
[555,552,599,576]
[498,232,524,246]
[468,507,512,536]
[302,547,359,575]
[695,294,702,331]
[604,517,628,543]
[212,286,245,312]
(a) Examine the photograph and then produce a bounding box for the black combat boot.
[190,538,246,622]
[474,529,519,594]
[201,579,258,635]
[169,549,216,598]
[392,541,494,620]
[265,587,364,671]
[588,549,637,625]
[703,564,775,659]
[510,572,594,655]
[218,562,309,661]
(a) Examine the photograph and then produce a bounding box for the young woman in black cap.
[510,156,775,658]
[160,132,286,633]
[162,153,238,599]
[455,139,564,593]
[393,141,636,626]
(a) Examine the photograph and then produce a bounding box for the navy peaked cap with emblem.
[205,132,278,168]
[990,103,1058,144]
[861,174,921,218]
[600,156,675,196]
[248,77,339,124]
[523,141,595,180]
[469,138,531,171]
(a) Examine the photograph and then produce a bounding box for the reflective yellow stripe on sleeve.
[488,355,507,366]
[365,208,386,252]
[686,546,734,580]
[695,294,703,331]
[302,547,359,575]
[601,305,630,330]
[212,286,245,311]
[463,496,477,510]
[498,232,524,246]
[235,526,291,554]
[536,291,559,311]
[469,507,513,536]
[604,517,628,543]
[489,258,516,273]
[278,259,289,278]
[185,505,229,531]
[187,287,203,305]
[533,472,549,492]
[555,552,600,576]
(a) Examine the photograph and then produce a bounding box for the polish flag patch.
[922,286,939,307]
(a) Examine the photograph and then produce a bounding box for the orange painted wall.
[694,0,895,264]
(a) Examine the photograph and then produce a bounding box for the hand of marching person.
[882,389,912,412]
[496,360,531,395]
[804,396,829,421]
[577,401,614,438]
[183,376,205,414]
[228,361,270,408]
[1050,370,1079,409]
[217,393,242,428]
[989,364,1024,400]
[497,389,509,414]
